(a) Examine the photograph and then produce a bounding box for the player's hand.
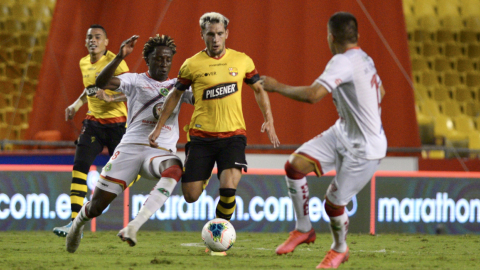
[118,35,139,58]
[148,128,161,148]
[95,89,111,102]
[65,106,76,121]
[261,121,280,148]
[260,76,278,93]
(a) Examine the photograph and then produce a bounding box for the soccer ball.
[201,218,236,252]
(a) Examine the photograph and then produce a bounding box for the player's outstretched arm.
[148,88,183,148]
[261,76,329,104]
[65,89,87,121]
[249,81,280,148]
[96,35,139,90]
[95,89,127,103]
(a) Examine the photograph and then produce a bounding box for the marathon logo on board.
[202,83,238,100]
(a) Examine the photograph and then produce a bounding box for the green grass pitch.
[0,231,479,269]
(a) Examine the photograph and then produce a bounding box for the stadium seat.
[438,17,463,42]
[10,4,30,21]
[433,114,469,147]
[437,0,461,18]
[409,42,421,55]
[25,19,46,34]
[433,85,450,101]
[456,57,477,72]
[17,0,37,7]
[411,56,430,71]
[416,16,439,42]
[422,41,440,56]
[4,19,24,32]
[453,85,474,101]
[454,114,477,133]
[31,47,44,63]
[460,0,480,17]
[31,4,51,22]
[440,100,463,116]
[12,47,30,64]
[0,4,10,18]
[416,102,435,144]
[413,0,436,17]
[25,63,41,82]
[0,33,19,48]
[434,56,452,72]
[403,0,414,17]
[405,16,417,40]
[414,84,432,100]
[5,63,22,80]
[464,101,480,116]
[466,71,480,87]
[0,78,15,95]
[33,130,62,149]
[467,43,480,57]
[415,70,439,86]
[442,71,464,86]
[444,42,464,57]
[37,0,56,11]
[423,98,442,116]
[19,33,40,48]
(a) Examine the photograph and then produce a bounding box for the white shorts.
[97,144,181,195]
[295,127,381,206]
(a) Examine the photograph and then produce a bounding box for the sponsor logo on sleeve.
[202,83,238,100]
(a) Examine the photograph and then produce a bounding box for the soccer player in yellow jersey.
[148,12,280,255]
[53,25,129,237]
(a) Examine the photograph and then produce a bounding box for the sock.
[72,202,92,228]
[285,176,311,232]
[329,212,349,253]
[216,188,236,221]
[128,177,177,230]
[70,170,88,220]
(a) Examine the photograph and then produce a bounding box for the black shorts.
[73,120,126,170]
[182,135,247,183]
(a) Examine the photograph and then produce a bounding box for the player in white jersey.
[65,34,192,253]
[262,12,386,268]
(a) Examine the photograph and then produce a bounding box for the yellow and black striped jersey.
[176,48,259,138]
[79,50,129,126]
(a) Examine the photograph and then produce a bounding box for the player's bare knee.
[285,160,307,179]
[182,185,202,203]
[86,203,104,218]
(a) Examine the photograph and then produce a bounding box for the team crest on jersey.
[202,83,238,100]
[228,67,238,77]
[159,87,169,97]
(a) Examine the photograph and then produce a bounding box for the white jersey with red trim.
[115,72,193,152]
[316,47,387,159]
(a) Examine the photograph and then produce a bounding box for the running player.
[65,34,193,253]
[53,25,129,237]
[262,12,387,268]
[148,12,280,256]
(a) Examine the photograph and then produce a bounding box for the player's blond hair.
[199,12,229,31]
[143,34,176,62]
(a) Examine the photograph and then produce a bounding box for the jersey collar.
[203,48,228,60]
[146,71,169,82]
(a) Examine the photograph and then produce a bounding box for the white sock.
[329,212,349,253]
[128,177,177,230]
[285,176,311,232]
[73,202,91,227]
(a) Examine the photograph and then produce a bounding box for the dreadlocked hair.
[143,34,176,61]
